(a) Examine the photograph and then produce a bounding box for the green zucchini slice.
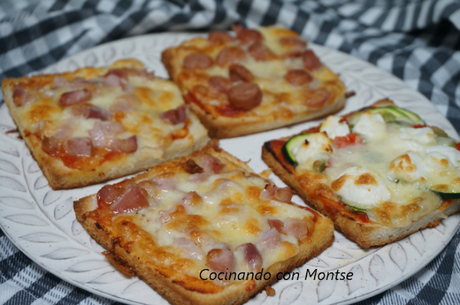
[282,133,312,166]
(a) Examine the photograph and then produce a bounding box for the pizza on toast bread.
[74,141,334,305]
[2,59,209,189]
[162,25,347,138]
[262,99,460,248]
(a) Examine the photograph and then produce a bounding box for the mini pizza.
[262,99,460,248]
[2,59,209,189]
[162,25,347,138]
[74,141,334,305]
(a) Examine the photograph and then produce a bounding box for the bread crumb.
[265,286,276,296]
[259,169,272,179]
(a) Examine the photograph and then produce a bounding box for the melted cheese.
[12,59,206,165]
[295,132,333,169]
[112,159,318,282]
[174,25,346,118]
[297,109,460,227]
[320,115,349,139]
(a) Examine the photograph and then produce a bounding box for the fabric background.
[0,0,459,304]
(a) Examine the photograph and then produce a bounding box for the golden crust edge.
[262,144,460,248]
[1,66,210,190]
[73,145,335,305]
[161,46,347,139]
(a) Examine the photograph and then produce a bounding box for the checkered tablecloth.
[1,0,459,304]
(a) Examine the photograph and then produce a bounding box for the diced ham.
[41,136,61,155]
[89,122,124,147]
[274,187,293,203]
[110,185,149,214]
[97,184,125,205]
[189,173,211,183]
[158,206,177,223]
[104,73,124,87]
[109,95,140,113]
[12,85,34,106]
[259,184,277,201]
[41,123,74,155]
[151,177,176,190]
[107,135,138,153]
[259,185,292,203]
[65,137,93,157]
[59,88,92,107]
[181,191,202,206]
[267,219,284,233]
[259,228,281,249]
[52,76,68,88]
[161,105,188,125]
[206,248,235,273]
[69,78,93,89]
[175,238,203,260]
[200,154,225,174]
[283,218,311,241]
[183,159,204,174]
[105,68,155,81]
[71,104,110,121]
[236,243,263,272]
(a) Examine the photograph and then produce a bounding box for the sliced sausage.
[233,25,263,44]
[183,53,213,70]
[216,46,246,67]
[280,37,307,48]
[208,31,235,44]
[284,69,312,86]
[302,50,322,71]
[248,42,275,61]
[227,83,262,111]
[229,64,254,82]
[208,76,231,93]
[304,88,331,108]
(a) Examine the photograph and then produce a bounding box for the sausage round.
[302,50,321,71]
[208,76,231,93]
[227,83,262,111]
[229,64,254,82]
[216,46,246,67]
[183,53,213,70]
[284,69,313,86]
[208,31,235,44]
[248,42,275,61]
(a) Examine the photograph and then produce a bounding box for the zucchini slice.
[348,106,425,126]
[282,133,312,166]
[433,191,460,199]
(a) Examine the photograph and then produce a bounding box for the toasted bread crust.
[161,34,347,139]
[74,143,334,305]
[262,142,460,249]
[2,60,209,190]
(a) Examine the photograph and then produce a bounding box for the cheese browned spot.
[355,173,377,186]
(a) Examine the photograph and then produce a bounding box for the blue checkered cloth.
[1,0,459,304]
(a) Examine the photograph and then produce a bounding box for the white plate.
[0,33,459,305]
